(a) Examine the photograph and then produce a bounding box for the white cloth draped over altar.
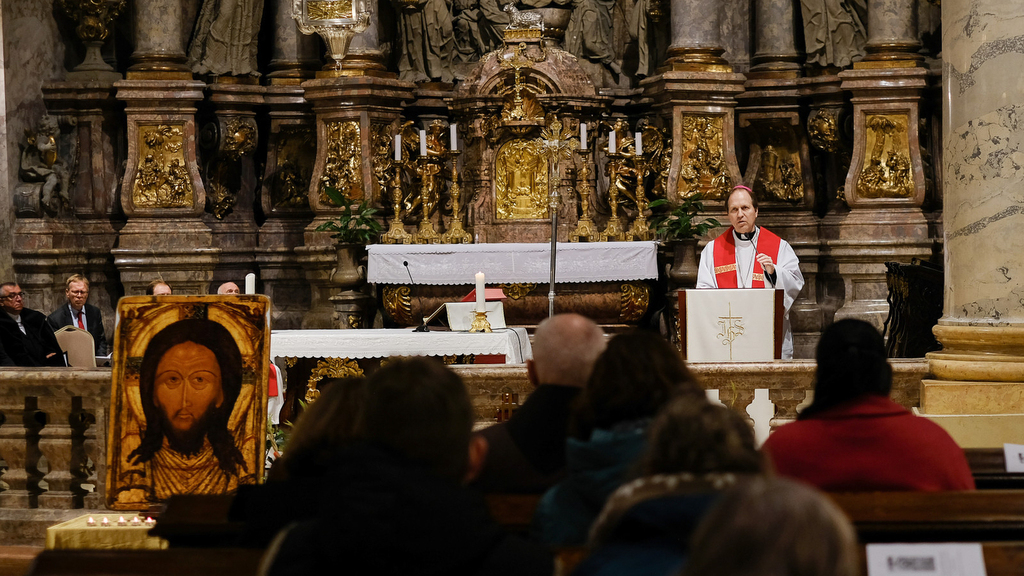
[270,328,533,363]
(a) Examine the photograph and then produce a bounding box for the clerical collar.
[735,227,758,242]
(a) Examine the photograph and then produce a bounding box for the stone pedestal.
[919,0,1024,447]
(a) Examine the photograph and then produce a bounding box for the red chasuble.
[712,227,783,288]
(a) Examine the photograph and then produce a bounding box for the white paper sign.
[1003,443,1024,473]
[866,543,986,576]
[445,302,506,331]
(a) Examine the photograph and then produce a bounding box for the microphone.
[405,261,432,332]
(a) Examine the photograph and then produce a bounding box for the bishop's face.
[727,189,758,235]
[154,342,224,436]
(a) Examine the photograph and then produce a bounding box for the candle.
[580,123,587,150]
[245,273,256,294]
[450,123,458,151]
[609,130,617,154]
[475,272,486,313]
[352,0,357,19]
[419,129,427,157]
[635,132,643,156]
[394,134,401,162]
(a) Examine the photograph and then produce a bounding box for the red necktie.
[77,311,85,330]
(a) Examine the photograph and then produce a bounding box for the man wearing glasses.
[47,274,107,355]
[0,282,65,367]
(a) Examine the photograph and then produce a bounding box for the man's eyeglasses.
[2,292,24,300]
[69,290,89,296]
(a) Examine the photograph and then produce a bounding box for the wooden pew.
[26,548,263,576]
[966,448,1024,490]
[149,494,242,548]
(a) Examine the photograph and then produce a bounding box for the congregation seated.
[532,330,706,546]
[46,273,107,356]
[681,477,858,576]
[146,280,172,296]
[762,319,975,491]
[233,357,553,575]
[573,398,764,576]
[473,313,606,493]
[0,281,65,367]
[216,282,240,295]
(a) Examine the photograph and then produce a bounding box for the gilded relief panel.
[676,115,731,200]
[133,124,194,208]
[320,120,363,203]
[271,126,315,210]
[753,123,803,202]
[494,138,548,219]
[856,114,913,199]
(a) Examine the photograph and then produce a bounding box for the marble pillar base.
[113,218,220,295]
[330,289,375,329]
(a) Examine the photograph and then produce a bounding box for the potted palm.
[315,186,383,289]
[649,194,721,287]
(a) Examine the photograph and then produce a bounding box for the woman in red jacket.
[762,319,975,492]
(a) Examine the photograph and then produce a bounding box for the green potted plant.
[649,194,721,287]
[315,186,383,289]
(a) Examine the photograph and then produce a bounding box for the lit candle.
[580,123,587,150]
[352,0,357,19]
[419,129,427,157]
[118,516,127,526]
[86,517,96,526]
[609,130,617,154]
[475,272,486,313]
[245,273,256,294]
[450,123,458,151]
[635,132,643,156]
[394,134,401,162]
[101,517,110,527]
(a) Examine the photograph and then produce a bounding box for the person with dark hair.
[573,399,765,576]
[532,331,706,546]
[696,185,804,358]
[236,358,554,576]
[473,314,607,493]
[48,274,108,355]
[0,282,65,367]
[682,477,859,576]
[762,319,974,491]
[129,318,246,499]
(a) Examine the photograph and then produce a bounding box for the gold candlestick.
[413,156,442,244]
[569,148,599,242]
[441,150,472,244]
[601,150,626,241]
[382,160,413,244]
[626,155,654,240]
[469,310,492,332]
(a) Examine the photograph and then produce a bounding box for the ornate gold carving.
[503,28,543,41]
[382,285,413,325]
[347,313,362,329]
[305,357,364,404]
[133,124,194,208]
[619,282,650,323]
[370,123,393,200]
[677,115,730,200]
[441,149,473,244]
[271,126,314,210]
[499,43,547,123]
[856,114,913,199]
[306,0,355,19]
[58,0,125,43]
[223,118,258,159]
[495,139,549,219]
[569,150,599,242]
[284,357,298,368]
[499,283,537,300]
[320,120,363,203]
[753,124,803,202]
[807,109,841,153]
[413,157,443,243]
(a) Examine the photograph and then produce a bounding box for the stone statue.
[453,0,510,63]
[564,0,621,74]
[626,0,667,77]
[15,115,72,217]
[799,0,867,68]
[394,0,456,82]
[188,0,264,76]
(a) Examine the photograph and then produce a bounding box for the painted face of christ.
[154,341,225,454]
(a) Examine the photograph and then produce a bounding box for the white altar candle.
[580,123,587,150]
[475,272,486,313]
[352,1,357,19]
[635,132,643,156]
[419,130,427,156]
[450,123,458,150]
[394,134,401,162]
[245,273,256,294]
[609,130,617,154]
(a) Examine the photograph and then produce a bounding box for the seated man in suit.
[48,274,107,356]
[0,282,65,367]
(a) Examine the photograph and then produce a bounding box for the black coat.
[0,308,66,367]
[47,303,108,355]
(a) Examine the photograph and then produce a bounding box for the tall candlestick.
[475,272,486,313]
[394,134,401,162]
[450,123,458,151]
[635,132,643,156]
[609,130,617,154]
[580,123,587,150]
[419,129,427,157]
[244,273,256,294]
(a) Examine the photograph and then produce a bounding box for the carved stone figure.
[799,0,867,68]
[564,0,621,74]
[627,0,667,77]
[188,0,264,76]
[453,0,510,62]
[15,115,72,217]
[394,0,456,82]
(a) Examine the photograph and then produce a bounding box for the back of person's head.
[571,330,704,439]
[274,377,368,480]
[531,313,606,387]
[363,357,473,482]
[683,477,858,576]
[639,397,763,476]
[800,318,892,420]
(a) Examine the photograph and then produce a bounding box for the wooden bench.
[966,448,1024,490]
[26,548,263,576]
[149,494,242,548]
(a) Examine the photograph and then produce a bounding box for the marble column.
[665,0,728,67]
[266,0,321,82]
[862,0,922,64]
[919,0,1024,446]
[125,0,190,75]
[344,10,386,72]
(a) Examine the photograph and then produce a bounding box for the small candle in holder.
[131,516,142,526]
[635,132,643,156]
[86,517,96,527]
[475,272,486,313]
[101,517,110,527]
[609,130,617,154]
[419,130,427,157]
[394,134,401,162]
[450,123,458,151]
[117,516,127,526]
[145,517,156,526]
[580,123,587,150]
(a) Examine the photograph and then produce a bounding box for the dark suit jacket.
[0,308,66,367]
[48,303,107,356]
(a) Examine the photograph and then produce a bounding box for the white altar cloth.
[270,328,532,363]
[367,241,659,285]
